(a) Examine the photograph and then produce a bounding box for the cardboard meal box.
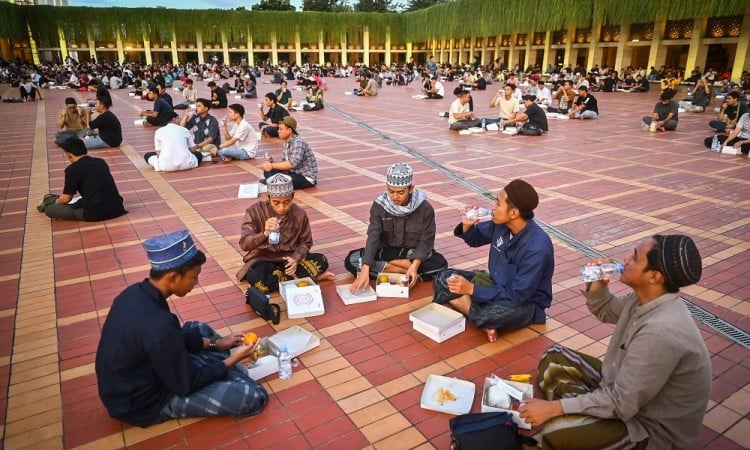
[237,183,259,198]
[235,326,321,380]
[279,278,325,318]
[409,303,466,343]
[420,374,475,415]
[375,272,409,298]
[336,284,377,305]
[721,146,741,155]
[481,376,534,430]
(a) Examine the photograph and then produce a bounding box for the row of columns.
[28,6,750,80]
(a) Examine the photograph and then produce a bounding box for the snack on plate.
[297,280,310,287]
[378,274,390,284]
[250,337,270,362]
[432,387,457,405]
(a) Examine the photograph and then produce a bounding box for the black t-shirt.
[575,94,598,113]
[525,102,549,132]
[63,156,127,221]
[601,77,616,92]
[89,111,122,147]
[267,104,289,124]
[212,87,228,108]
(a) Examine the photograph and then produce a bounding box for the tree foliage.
[404,0,443,12]
[354,0,401,13]
[252,0,295,11]
[303,0,351,11]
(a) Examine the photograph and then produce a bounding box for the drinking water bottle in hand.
[580,262,624,282]
[711,135,720,152]
[277,343,292,380]
[465,207,493,221]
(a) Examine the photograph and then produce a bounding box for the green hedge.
[2,0,747,45]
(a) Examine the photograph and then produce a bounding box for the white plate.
[420,374,475,415]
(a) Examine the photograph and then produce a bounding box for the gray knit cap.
[386,163,413,187]
[654,235,702,289]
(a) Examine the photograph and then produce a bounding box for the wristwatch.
[209,336,217,350]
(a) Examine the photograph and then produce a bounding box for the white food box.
[201,152,212,163]
[279,278,325,318]
[420,374,475,415]
[133,119,144,126]
[502,127,519,135]
[236,326,321,380]
[336,284,377,305]
[409,303,466,343]
[481,376,534,429]
[234,95,242,99]
[375,273,409,298]
[128,92,136,97]
[721,146,741,155]
[237,183,259,198]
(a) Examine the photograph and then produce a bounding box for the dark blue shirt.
[95,280,227,427]
[455,219,554,323]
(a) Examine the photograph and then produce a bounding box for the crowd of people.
[7,53,736,448]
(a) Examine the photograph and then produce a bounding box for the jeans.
[262,169,314,189]
[642,116,677,131]
[573,110,598,119]
[84,136,111,150]
[708,120,727,132]
[258,122,279,137]
[55,129,88,146]
[217,145,254,160]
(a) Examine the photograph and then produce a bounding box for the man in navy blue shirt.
[95,230,267,427]
[139,86,175,127]
[433,179,554,342]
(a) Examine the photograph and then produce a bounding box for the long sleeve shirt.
[561,289,711,450]
[236,201,314,281]
[455,219,553,323]
[95,280,227,427]
[362,200,437,268]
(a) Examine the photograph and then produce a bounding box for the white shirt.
[150,123,198,172]
[537,86,552,105]
[228,119,259,154]
[434,81,445,97]
[448,98,470,126]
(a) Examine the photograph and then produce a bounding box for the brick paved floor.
[0,76,748,450]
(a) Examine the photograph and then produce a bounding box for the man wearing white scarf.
[346,163,447,293]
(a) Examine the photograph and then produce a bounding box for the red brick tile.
[303,415,356,447]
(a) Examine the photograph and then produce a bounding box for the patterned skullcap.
[266,173,294,197]
[386,163,413,187]
[143,229,197,271]
[654,235,702,289]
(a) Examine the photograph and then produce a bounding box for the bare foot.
[485,328,497,343]
[315,271,335,282]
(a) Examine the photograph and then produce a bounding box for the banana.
[508,374,532,383]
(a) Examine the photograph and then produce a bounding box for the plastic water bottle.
[277,343,292,380]
[465,207,493,221]
[263,149,269,161]
[481,118,486,130]
[711,135,720,152]
[268,222,280,244]
[580,262,625,282]
[356,256,363,278]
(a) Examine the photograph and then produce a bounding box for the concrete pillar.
[385,27,391,66]
[247,32,254,66]
[171,27,178,64]
[341,35,347,66]
[564,26,575,68]
[587,25,601,70]
[524,34,532,69]
[406,41,412,61]
[318,31,324,66]
[448,38,455,64]
[26,23,39,65]
[196,31,204,64]
[509,34,517,69]
[541,31,552,71]
[363,26,370,66]
[647,18,667,72]
[115,29,124,64]
[684,18,708,74]
[615,24,631,71]
[87,29,96,61]
[494,35,501,66]
[143,32,152,65]
[271,32,278,65]
[58,26,68,63]
[294,30,301,65]
[733,5,750,81]
[222,30,230,64]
